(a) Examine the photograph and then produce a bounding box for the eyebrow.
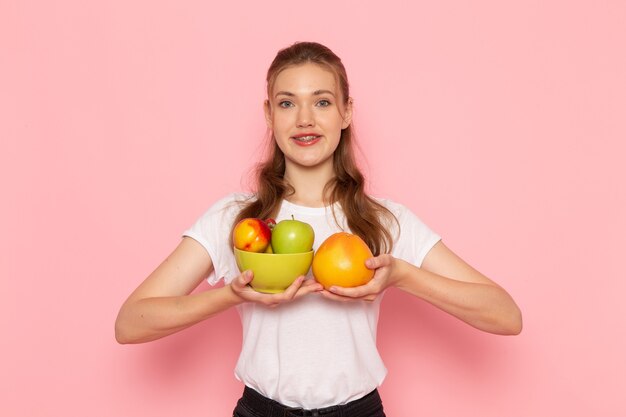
[274,89,336,98]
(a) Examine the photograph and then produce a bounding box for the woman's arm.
[114,237,242,344]
[323,241,523,335]
[115,237,323,344]
[396,241,522,335]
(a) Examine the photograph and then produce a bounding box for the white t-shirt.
[183,193,441,409]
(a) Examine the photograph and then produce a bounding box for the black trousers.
[233,386,386,417]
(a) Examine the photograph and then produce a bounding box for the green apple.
[271,216,315,254]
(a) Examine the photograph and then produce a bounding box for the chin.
[289,153,334,168]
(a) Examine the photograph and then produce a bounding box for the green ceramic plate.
[234,248,314,293]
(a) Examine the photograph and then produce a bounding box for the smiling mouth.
[291,135,321,143]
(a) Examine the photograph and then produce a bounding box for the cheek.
[271,123,291,150]
[322,114,345,135]
[271,112,293,131]
[328,110,346,126]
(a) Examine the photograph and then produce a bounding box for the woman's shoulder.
[369,196,434,230]
[371,196,441,260]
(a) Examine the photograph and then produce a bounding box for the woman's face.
[265,63,352,172]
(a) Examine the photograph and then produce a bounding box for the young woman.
[115,41,522,417]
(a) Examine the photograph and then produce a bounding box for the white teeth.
[294,135,319,142]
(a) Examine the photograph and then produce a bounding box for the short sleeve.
[182,193,249,285]
[387,201,441,267]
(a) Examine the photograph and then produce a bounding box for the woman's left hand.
[319,254,401,302]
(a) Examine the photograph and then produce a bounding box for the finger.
[295,283,324,299]
[363,294,378,302]
[232,270,253,292]
[328,284,372,298]
[240,270,254,285]
[298,279,324,293]
[365,254,391,270]
[319,290,356,302]
[322,288,379,302]
[281,275,305,300]
[365,258,377,270]
[300,278,322,288]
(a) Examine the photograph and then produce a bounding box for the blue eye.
[279,101,294,108]
[317,99,331,107]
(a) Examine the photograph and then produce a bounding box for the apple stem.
[291,215,295,220]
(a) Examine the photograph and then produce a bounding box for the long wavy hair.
[232,41,397,255]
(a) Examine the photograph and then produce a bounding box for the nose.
[296,107,314,128]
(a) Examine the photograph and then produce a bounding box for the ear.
[341,98,353,129]
[264,99,273,129]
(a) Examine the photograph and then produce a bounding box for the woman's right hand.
[229,270,323,308]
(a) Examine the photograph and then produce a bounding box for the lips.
[291,133,322,145]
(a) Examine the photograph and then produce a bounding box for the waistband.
[239,385,383,417]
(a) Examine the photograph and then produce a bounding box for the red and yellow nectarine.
[233,218,272,253]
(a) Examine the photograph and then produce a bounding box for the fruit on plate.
[271,216,315,254]
[234,248,313,293]
[233,218,272,252]
[312,232,374,289]
[233,216,316,293]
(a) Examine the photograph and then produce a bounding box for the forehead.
[271,63,338,96]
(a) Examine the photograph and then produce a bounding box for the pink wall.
[2,1,624,416]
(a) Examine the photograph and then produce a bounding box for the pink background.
[2,1,624,416]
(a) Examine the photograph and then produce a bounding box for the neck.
[284,160,335,208]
